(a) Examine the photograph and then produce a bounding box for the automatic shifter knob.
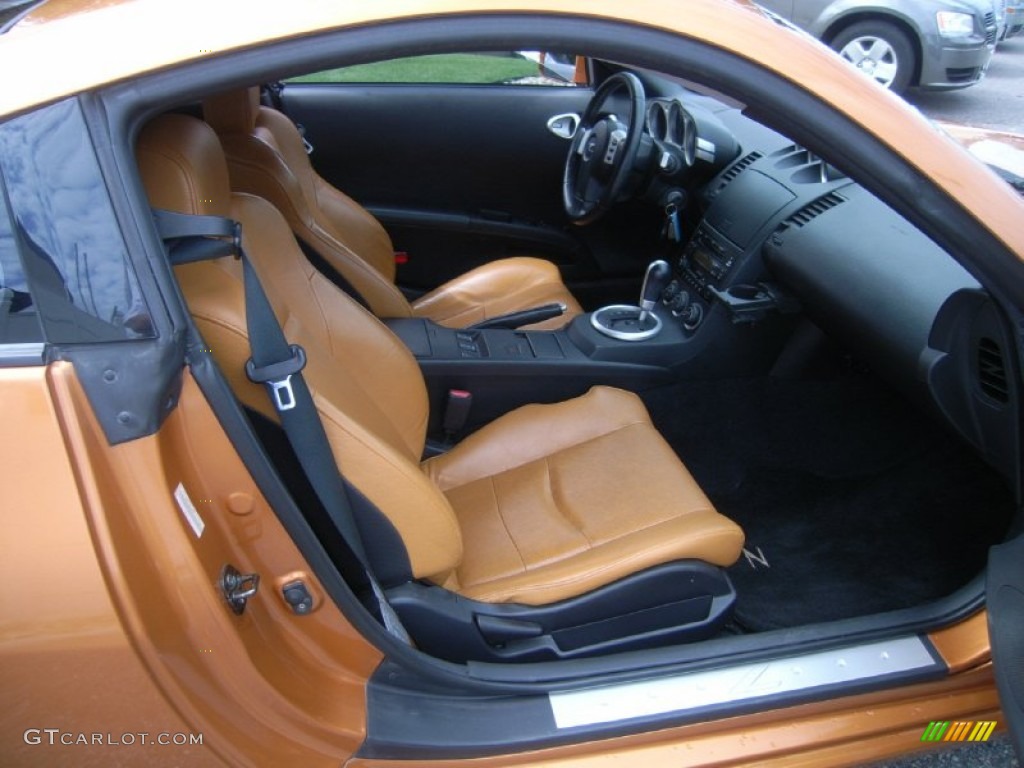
[638,260,672,325]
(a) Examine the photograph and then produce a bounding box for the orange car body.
[0,0,1021,766]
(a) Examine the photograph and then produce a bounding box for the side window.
[0,179,43,343]
[290,52,587,86]
[0,98,154,344]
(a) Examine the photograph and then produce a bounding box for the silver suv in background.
[759,0,998,93]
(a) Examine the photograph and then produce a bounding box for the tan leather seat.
[136,114,743,610]
[202,87,583,331]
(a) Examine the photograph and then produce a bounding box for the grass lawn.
[290,53,540,84]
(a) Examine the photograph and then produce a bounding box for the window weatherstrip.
[0,342,45,366]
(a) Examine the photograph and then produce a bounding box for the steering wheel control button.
[603,129,627,165]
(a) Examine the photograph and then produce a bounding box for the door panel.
[279,82,603,291]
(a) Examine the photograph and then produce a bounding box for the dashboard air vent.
[710,151,762,197]
[786,192,846,228]
[978,337,1009,403]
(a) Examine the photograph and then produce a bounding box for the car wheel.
[829,21,915,94]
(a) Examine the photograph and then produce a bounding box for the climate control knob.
[680,302,703,330]
[669,290,691,315]
[662,279,682,303]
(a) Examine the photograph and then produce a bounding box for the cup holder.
[590,305,662,342]
[726,285,762,301]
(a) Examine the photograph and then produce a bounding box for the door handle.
[547,113,580,140]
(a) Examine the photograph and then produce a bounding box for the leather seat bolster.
[255,106,402,284]
[423,386,652,491]
[316,397,463,582]
[179,263,279,420]
[167,182,453,580]
[410,256,583,330]
[311,173,399,281]
[459,511,744,605]
[184,273,463,582]
[218,134,412,319]
[425,386,744,605]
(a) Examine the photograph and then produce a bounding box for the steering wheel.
[563,72,646,225]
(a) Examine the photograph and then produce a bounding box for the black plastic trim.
[0,341,45,366]
[369,206,582,254]
[387,562,734,662]
[987,529,1024,758]
[362,637,947,759]
[10,95,185,444]
[245,407,413,591]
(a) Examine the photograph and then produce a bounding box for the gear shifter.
[589,259,670,342]
[637,260,672,326]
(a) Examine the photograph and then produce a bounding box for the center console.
[388,241,791,439]
[387,148,839,439]
[386,316,680,436]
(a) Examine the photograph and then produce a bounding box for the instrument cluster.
[646,99,698,167]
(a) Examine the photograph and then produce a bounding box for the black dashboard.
[646,88,1019,482]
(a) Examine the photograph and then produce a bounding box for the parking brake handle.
[468,302,567,330]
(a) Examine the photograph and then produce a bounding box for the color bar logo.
[920,721,997,742]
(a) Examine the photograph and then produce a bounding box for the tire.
[829,20,916,94]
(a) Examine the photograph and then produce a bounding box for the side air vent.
[709,151,762,198]
[785,192,846,228]
[978,337,1009,403]
[771,144,846,184]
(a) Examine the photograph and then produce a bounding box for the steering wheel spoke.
[562,73,646,225]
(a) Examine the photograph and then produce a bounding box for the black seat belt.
[153,209,410,643]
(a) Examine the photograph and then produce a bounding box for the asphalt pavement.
[859,36,1021,768]
[866,732,1019,768]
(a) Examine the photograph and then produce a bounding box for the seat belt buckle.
[443,389,472,441]
[245,344,307,412]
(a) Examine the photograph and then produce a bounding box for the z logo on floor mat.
[742,546,770,569]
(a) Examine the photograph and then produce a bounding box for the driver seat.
[202,87,583,330]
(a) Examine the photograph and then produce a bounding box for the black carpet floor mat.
[643,376,1016,631]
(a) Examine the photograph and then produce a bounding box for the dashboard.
[640,85,1018,482]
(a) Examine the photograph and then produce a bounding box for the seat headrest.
[136,114,233,218]
[203,87,261,136]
